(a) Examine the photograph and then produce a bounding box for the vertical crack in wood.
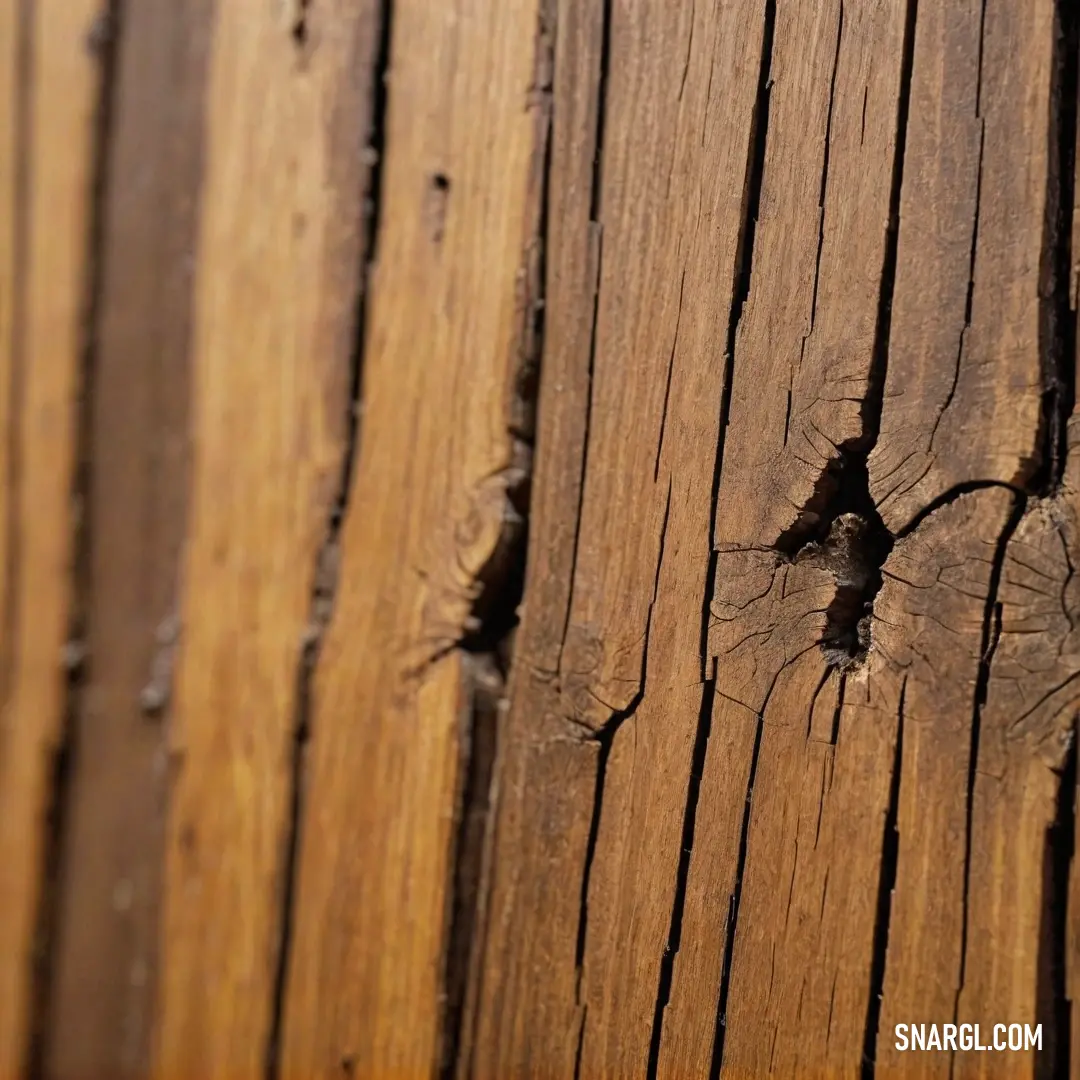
[646,677,715,1079]
[263,2,394,1076]
[572,1005,587,1080]
[951,493,1026,1069]
[557,0,611,671]
[25,2,124,1074]
[932,0,985,462]
[861,676,906,1079]
[700,0,776,676]
[708,707,767,1080]
[695,7,778,1072]
[588,0,611,222]
[291,0,310,50]
[564,0,615,1040]
[827,671,845,746]
[1038,0,1079,492]
[805,0,843,344]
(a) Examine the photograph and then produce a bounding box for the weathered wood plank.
[472,1,770,1076]
[953,427,1080,1080]
[151,2,379,1072]
[279,2,547,1074]
[663,1,913,1075]
[43,2,210,1076]
[466,0,603,1071]
[868,4,1062,1075]
[0,2,102,1070]
[868,2,1061,1077]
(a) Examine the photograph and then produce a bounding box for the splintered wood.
[1,1,1078,1078]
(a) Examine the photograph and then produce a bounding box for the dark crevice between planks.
[439,10,555,1077]
[646,677,715,1079]
[699,0,776,677]
[654,267,685,483]
[1035,0,1078,494]
[933,0,986,465]
[25,2,124,1076]
[1037,717,1076,1080]
[566,0,614,1046]
[708,706,766,1080]
[951,493,1027,1074]
[774,0,918,675]
[263,0,394,1076]
[696,5,777,1076]
[861,676,906,1079]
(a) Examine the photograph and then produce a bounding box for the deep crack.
[861,676,906,1077]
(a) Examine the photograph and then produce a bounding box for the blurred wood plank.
[0,1,103,1071]
[150,2,381,1073]
[279,1,549,1074]
[42,2,211,1076]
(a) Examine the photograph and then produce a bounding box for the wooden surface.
[0,1,103,1074]
[0,1,1077,1078]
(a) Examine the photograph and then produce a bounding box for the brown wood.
[150,1,380,1074]
[43,2,208,1076]
[279,0,549,1073]
[1,1,1078,1077]
[0,2,102,1073]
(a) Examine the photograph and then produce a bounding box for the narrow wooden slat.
[0,1,102,1070]
[43,2,211,1076]
[151,2,379,1072]
[280,1,547,1074]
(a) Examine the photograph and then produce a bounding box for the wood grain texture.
[0,0,1075,1075]
[279,1,548,1075]
[466,0,603,1071]
[469,0,1079,1076]
[869,0,1053,532]
[869,4,1062,1078]
[0,1,102,1071]
[151,2,379,1073]
[43,2,210,1076]
[953,421,1080,1080]
[683,3,914,1074]
[472,1,771,1076]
